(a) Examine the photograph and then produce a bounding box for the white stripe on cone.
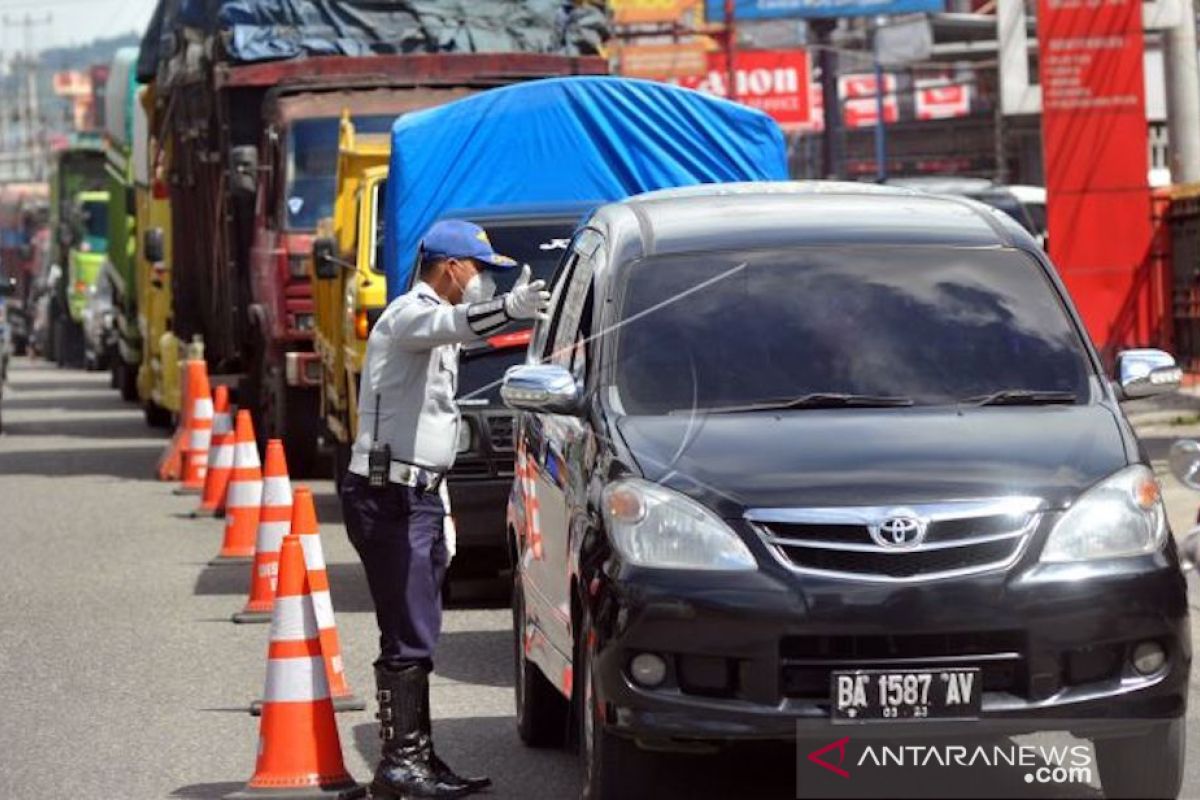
[189,429,212,451]
[310,589,336,631]
[269,595,319,641]
[299,534,327,572]
[262,476,292,505]
[256,520,291,553]
[234,442,261,466]
[211,444,234,469]
[263,655,330,703]
[227,480,264,508]
[193,398,214,419]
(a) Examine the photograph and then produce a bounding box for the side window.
[549,231,603,381]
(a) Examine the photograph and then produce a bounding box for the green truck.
[102,47,140,396]
[45,136,107,368]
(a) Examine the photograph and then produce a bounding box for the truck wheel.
[513,571,568,747]
[1095,719,1184,799]
[143,401,173,430]
[577,609,649,800]
[53,318,68,367]
[282,387,322,478]
[118,361,138,402]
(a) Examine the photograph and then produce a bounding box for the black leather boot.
[372,665,479,799]
[419,676,492,793]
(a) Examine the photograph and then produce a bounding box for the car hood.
[615,405,1129,516]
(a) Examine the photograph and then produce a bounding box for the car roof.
[439,201,598,226]
[596,181,1025,257]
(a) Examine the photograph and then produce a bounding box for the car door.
[521,229,602,661]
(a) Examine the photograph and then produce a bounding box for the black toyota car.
[500,183,1190,799]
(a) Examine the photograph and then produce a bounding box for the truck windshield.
[285,114,395,230]
[455,219,576,402]
[613,246,1092,415]
[81,200,108,249]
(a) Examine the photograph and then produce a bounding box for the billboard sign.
[675,49,813,127]
[611,0,699,24]
[915,78,971,120]
[706,0,944,21]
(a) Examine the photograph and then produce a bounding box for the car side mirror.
[501,364,582,415]
[143,227,165,264]
[312,236,338,280]
[1115,348,1182,400]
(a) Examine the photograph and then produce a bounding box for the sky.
[0,0,158,54]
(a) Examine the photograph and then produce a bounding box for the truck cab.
[311,115,390,481]
[67,190,110,329]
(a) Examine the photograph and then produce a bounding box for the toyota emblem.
[871,512,927,549]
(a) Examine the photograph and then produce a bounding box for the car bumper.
[447,475,511,556]
[590,555,1190,747]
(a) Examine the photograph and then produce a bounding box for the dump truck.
[136,0,607,474]
[101,48,141,397]
[0,183,48,355]
[310,115,390,482]
[45,138,108,368]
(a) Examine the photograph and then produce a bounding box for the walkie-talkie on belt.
[367,393,390,488]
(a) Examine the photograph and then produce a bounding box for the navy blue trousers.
[340,472,449,671]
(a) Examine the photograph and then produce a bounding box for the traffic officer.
[341,219,550,800]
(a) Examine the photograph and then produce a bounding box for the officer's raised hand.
[502,264,551,321]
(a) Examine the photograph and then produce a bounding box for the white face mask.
[461,270,497,304]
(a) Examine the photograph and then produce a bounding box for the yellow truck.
[133,84,180,427]
[310,115,389,478]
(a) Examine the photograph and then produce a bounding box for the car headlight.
[601,478,756,571]
[1040,465,1167,562]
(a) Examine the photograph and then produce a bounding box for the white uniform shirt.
[349,280,510,477]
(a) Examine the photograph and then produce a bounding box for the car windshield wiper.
[683,393,915,415]
[961,389,1078,407]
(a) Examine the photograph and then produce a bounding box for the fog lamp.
[1131,641,1166,676]
[629,653,667,688]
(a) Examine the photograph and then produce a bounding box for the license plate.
[831,668,981,723]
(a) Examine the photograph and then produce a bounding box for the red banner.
[675,49,812,128]
[1037,0,1155,351]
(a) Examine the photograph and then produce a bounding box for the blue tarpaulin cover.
[383,76,789,299]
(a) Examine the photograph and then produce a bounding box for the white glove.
[503,264,551,321]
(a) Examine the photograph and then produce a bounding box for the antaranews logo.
[804,738,1093,786]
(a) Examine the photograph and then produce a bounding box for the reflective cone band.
[516,441,544,560]
[233,440,291,624]
[193,386,233,516]
[292,486,365,713]
[224,533,356,799]
[178,360,213,493]
[157,358,198,482]
[211,411,261,564]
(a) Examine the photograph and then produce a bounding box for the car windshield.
[455,219,576,402]
[285,114,395,230]
[612,246,1092,415]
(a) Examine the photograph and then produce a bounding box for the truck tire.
[1095,719,1184,799]
[118,360,138,402]
[282,386,322,478]
[143,401,173,430]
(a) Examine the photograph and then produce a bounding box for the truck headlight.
[602,479,756,571]
[1040,465,1167,562]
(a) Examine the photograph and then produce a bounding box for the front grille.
[780,631,1026,699]
[747,498,1041,582]
[486,412,515,452]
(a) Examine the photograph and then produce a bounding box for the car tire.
[1094,719,1184,799]
[512,571,568,748]
[577,609,648,800]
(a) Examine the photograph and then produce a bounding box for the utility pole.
[810,18,842,179]
[2,13,51,182]
[724,0,737,103]
[1164,0,1200,183]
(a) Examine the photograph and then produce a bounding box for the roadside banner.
[1037,0,1154,348]
[611,0,699,24]
[915,78,971,120]
[705,0,944,21]
[619,42,710,78]
[676,49,813,128]
[840,73,898,128]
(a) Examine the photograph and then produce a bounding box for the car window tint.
[612,246,1092,415]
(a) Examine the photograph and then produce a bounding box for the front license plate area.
[831,667,981,723]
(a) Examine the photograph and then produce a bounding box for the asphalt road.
[2,357,1200,799]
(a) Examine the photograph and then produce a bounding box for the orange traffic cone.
[210,411,261,565]
[156,359,197,482]
[233,440,291,624]
[176,360,213,495]
[192,386,233,517]
[225,533,358,799]
[294,486,366,713]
